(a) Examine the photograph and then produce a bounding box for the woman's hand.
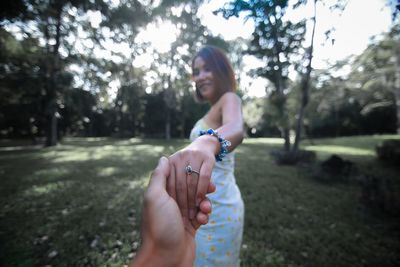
[168,135,219,224]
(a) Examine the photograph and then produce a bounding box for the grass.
[0,135,399,267]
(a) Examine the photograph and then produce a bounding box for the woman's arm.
[216,91,244,152]
[168,92,244,222]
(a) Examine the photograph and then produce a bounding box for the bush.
[270,149,316,165]
[311,155,357,183]
[358,174,400,217]
[376,139,400,167]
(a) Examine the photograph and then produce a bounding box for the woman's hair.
[191,45,236,102]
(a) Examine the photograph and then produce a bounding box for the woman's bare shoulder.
[219,92,242,105]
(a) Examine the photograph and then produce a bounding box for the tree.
[388,1,400,132]
[1,0,109,145]
[292,0,316,150]
[348,25,400,133]
[114,67,147,137]
[0,28,50,140]
[219,0,347,154]
[219,0,305,151]
[0,0,191,144]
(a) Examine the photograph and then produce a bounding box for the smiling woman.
[167,45,245,267]
[192,48,236,104]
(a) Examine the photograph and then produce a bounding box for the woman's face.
[192,56,217,103]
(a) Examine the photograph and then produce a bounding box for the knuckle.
[187,177,197,186]
[151,168,162,178]
[188,201,196,208]
[199,149,208,157]
[196,191,205,200]
[188,186,196,195]
[176,182,186,194]
[179,198,188,209]
[200,172,211,181]
[177,150,189,160]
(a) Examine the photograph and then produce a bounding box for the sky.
[198,0,393,97]
[197,0,393,66]
[133,0,393,97]
[59,0,394,98]
[4,0,394,98]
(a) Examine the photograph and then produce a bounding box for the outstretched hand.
[168,135,219,224]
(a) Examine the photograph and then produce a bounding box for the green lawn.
[0,136,399,267]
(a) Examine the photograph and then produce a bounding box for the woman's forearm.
[192,120,243,158]
[216,121,244,152]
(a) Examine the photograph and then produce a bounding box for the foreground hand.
[130,157,214,267]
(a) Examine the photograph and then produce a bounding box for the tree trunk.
[164,67,174,140]
[45,106,57,146]
[293,0,317,152]
[271,14,291,151]
[277,96,290,151]
[164,86,172,140]
[165,108,171,140]
[395,50,400,134]
[44,4,63,146]
[180,112,186,138]
[283,128,290,151]
[293,101,306,150]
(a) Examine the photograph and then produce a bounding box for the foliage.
[270,149,316,165]
[0,0,399,143]
[303,25,400,138]
[219,0,307,151]
[359,174,400,217]
[309,154,357,183]
[376,139,400,166]
[59,88,98,136]
[349,25,400,132]
[0,0,215,141]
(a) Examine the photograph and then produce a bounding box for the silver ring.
[185,165,200,175]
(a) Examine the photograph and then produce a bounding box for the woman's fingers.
[207,181,216,194]
[190,210,209,230]
[191,197,212,229]
[199,196,212,214]
[196,159,214,207]
[186,157,201,220]
[196,212,209,225]
[169,149,215,222]
[169,155,189,220]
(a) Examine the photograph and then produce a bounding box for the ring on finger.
[185,165,200,175]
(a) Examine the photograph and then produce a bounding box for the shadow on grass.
[236,137,400,267]
[0,139,186,267]
[1,136,399,267]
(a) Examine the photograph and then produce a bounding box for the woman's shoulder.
[218,92,241,106]
[216,92,242,112]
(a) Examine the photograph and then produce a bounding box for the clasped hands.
[130,138,217,267]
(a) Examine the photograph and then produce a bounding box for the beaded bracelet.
[199,128,231,161]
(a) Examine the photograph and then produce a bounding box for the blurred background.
[1,1,400,267]
[0,0,399,146]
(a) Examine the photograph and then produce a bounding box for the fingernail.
[159,156,166,163]
[189,209,196,220]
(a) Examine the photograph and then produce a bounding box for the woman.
[168,45,245,267]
